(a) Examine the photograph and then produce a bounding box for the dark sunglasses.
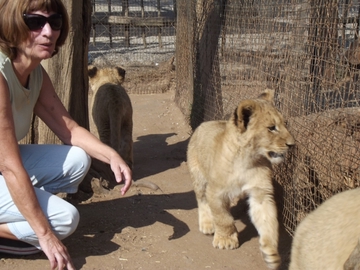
[23,14,62,31]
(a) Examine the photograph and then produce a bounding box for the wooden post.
[141,0,147,48]
[175,0,196,121]
[157,0,162,48]
[122,0,130,47]
[190,0,225,129]
[107,0,113,48]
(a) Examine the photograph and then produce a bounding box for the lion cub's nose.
[287,142,295,147]
[286,135,295,147]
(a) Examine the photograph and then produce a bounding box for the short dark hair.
[0,0,69,60]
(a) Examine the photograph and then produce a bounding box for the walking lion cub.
[88,65,133,169]
[187,89,294,270]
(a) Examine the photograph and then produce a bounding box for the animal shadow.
[133,133,189,180]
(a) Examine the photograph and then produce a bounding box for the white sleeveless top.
[0,51,43,141]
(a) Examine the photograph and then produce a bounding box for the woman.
[0,0,132,269]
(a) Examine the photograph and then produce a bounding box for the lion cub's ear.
[116,66,126,79]
[88,65,98,78]
[233,99,258,133]
[258,88,275,104]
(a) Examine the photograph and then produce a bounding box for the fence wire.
[91,0,360,236]
[89,0,176,94]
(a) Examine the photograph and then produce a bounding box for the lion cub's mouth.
[268,151,285,163]
[269,151,283,158]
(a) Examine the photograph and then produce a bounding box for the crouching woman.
[0,0,132,269]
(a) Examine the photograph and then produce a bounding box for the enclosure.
[90,0,360,236]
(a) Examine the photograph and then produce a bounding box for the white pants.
[0,144,91,249]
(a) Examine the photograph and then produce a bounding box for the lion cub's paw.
[199,221,215,235]
[263,252,281,270]
[212,232,239,249]
[260,240,281,269]
[198,210,215,234]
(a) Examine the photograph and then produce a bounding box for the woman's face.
[18,10,61,61]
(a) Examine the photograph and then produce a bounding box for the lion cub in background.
[187,89,294,270]
[290,187,360,270]
[88,65,133,168]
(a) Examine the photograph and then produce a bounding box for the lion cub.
[289,187,360,270]
[88,65,133,168]
[187,89,294,270]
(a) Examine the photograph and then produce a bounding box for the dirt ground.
[0,89,293,270]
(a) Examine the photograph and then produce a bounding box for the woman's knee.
[52,202,80,239]
[65,147,91,187]
[64,203,80,237]
[70,146,91,175]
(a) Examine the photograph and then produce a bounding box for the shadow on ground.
[65,190,196,269]
[133,133,189,180]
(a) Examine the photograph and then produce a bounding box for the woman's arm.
[0,73,52,237]
[0,73,74,270]
[34,67,132,194]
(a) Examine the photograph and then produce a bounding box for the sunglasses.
[23,14,62,31]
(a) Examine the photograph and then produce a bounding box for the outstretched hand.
[109,154,132,195]
[38,232,75,270]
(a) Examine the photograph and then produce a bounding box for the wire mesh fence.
[89,0,176,94]
[91,0,360,236]
[175,0,360,236]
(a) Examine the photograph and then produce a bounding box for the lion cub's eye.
[268,126,277,132]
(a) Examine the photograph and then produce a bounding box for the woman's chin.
[36,47,55,59]
[38,52,53,60]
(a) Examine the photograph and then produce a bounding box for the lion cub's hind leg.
[198,197,215,235]
[192,172,239,249]
[191,169,215,235]
[208,188,239,250]
[113,110,133,169]
[119,123,133,169]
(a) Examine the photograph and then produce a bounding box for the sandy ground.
[0,90,293,270]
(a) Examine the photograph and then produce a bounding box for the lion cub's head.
[231,89,295,165]
[88,65,126,92]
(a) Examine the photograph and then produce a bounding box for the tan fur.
[290,188,360,270]
[187,89,294,270]
[344,238,360,270]
[88,65,133,168]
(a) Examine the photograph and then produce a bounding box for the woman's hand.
[39,232,75,270]
[109,154,132,195]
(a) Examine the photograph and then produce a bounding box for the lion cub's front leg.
[247,188,281,270]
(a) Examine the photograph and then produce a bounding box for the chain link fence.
[91,0,360,236]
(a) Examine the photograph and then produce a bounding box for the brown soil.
[0,89,293,270]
